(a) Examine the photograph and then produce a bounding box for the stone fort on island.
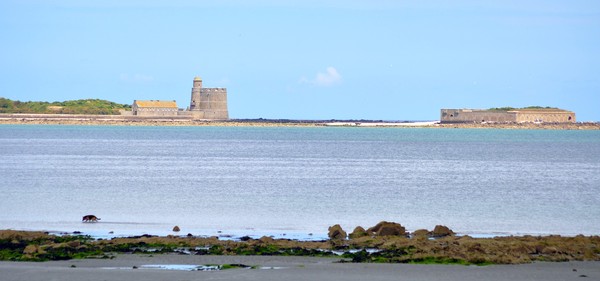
[189,76,228,119]
[131,76,228,119]
[440,108,575,123]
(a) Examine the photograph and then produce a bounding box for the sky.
[1,0,599,121]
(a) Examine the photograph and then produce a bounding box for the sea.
[1,124,599,240]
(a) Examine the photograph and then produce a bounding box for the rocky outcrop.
[367,221,406,237]
[3,229,600,264]
[411,229,429,238]
[258,236,275,244]
[431,225,454,237]
[328,224,347,240]
[349,226,368,239]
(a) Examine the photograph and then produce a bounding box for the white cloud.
[316,67,342,86]
[301,67,342,87]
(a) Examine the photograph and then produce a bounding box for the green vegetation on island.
[0,98,130,115]
[488,106,559,111]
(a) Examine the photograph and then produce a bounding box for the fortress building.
[129,76,228,119]
[132,100,178,116]
[440,108,576,123]
[189,76,229,119]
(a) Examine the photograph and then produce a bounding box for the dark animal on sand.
[82,215,100,222]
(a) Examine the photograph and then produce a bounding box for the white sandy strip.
[324,121,440,127]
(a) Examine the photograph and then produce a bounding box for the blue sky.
[1,0,599,121]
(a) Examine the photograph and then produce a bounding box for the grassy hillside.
[0,98,131,115]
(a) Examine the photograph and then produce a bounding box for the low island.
[1,98,599,129]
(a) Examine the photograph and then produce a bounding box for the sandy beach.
[1,254,598,281]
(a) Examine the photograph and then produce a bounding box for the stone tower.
[189,76,229,119]
[190,76,203,111]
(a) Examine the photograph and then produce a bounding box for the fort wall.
[441,109,517,123]
[133,107,178,117]
[441,109,576,123]
[515,111,575,123]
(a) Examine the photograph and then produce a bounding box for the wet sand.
[1,254,597,281]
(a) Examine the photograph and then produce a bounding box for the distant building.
[440,108,576,123]
[129,76,229,119]
[189,76,229,119]
[132,100,178,116]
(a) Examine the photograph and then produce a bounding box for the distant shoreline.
[1,113,599,129]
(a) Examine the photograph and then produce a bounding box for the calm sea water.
[1,125,599,239]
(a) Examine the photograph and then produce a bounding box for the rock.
[378,224,406,236]
[258,236,275,244]
[22,244,46,259]
[367,221,406,236]
[348,226,368,239]
[412,229,429,238]
[23,245,40,255]
[328,224,347,240]
[541,246,559,255]
[239,236,252,242]
[431,225,454,237]
[172,226,180,232]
